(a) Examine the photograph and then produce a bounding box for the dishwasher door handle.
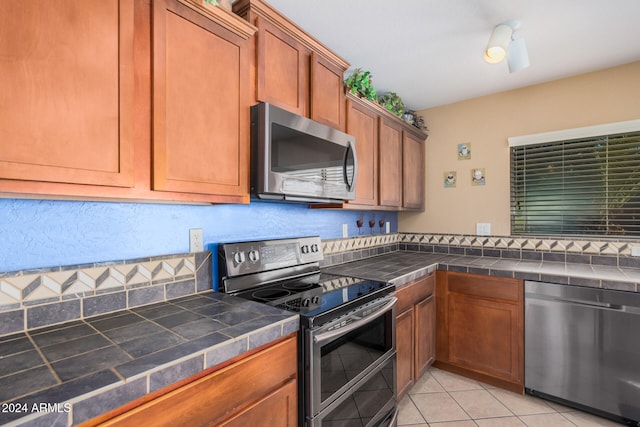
[564,300,623,310]
[525,293,624,311]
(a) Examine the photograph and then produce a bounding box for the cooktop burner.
[282,281,315,291]
[231,272,393,326]
[252,288,292,301]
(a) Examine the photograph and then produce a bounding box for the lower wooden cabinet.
[396,307,414,399]
[91,335,297,427]
[219,379,297,427]
[435,271,524,393]
[396,274,436,399]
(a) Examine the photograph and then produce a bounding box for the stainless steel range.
[218,236,398,427]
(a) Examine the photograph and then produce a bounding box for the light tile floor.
[398,368,625,427]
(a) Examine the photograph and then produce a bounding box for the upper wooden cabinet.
[0,0,256,204]
[310,52,347,130]
[346,97,379,206]
[152,0,253,196]
[233,0,349,131]
[403,129,426,210]
[315,92,427,212]
[253,14,309,116]
[378,116,426,211]
[378,117,404,208]
[0,0,135,188]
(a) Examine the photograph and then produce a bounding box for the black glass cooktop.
[232,272,394,328]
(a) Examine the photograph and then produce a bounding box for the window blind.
[511,130,640,237]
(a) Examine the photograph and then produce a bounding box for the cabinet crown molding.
[233,0,349,69]
[182,0,257,38]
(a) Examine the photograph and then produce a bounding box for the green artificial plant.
[344,68,377,102]
[378,92,405,118]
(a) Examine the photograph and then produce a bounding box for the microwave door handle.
[313,296,397,344]
[343,140,358,191]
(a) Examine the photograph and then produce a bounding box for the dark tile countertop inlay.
[323,251,640,292]
[0,291,298,426]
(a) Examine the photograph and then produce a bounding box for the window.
[510,122,640,237]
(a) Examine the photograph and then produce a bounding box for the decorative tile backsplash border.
[3,231,638,335]
[321,232,640,269]
[320,234,399,267]
[399,233,640,256]
[0,252,212,336]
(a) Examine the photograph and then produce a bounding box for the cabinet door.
[444,273,523,386]
[403,131,426,210]
[152,0,250,196]
[378,118,403,207]
[0,0,134,187]
[414,294,435,378]
[310,52,345,131]
[448,293,520,383]
[221,379,297,427]
[346,97,378,206]
[255,16,308,116]
[396,307,414,399]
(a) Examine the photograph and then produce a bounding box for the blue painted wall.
[0,198,397,273]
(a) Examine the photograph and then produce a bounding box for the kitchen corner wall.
[0,198,397,273]
[399,61,640,238]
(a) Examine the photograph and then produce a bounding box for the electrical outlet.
[189,228,203,253]
[632,246,640,257]
[342,224,348,238]
[385,221,390,234]
[476,223,491,236]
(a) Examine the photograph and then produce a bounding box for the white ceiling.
[264,0,640,111]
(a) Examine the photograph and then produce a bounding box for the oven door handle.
[313,296,397,344]
[386,407,399,427]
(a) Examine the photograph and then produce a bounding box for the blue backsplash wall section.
[0,198,397,273]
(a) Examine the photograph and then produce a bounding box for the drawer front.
[397,274,435,313]
[447,272,520,302]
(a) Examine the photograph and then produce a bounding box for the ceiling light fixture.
[484,21,530,73]
[484,24,512,63]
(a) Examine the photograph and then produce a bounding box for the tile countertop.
[0,291,298,426]
[323,251,640,292]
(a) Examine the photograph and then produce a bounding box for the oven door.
[304,295,397,421]
[310,354,398,427]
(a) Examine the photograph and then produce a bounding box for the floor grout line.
[398,367,624,427]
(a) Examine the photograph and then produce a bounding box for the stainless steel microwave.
[250,102,357,203]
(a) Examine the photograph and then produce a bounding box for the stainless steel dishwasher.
[525,281,640,425]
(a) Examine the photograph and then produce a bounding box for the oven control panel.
[219,236,323,278]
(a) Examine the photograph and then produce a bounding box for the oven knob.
[248,250,259,263]
[311,295,320,304]
[233,251,245,264]
[301,245,309,254]
[302,298,310,307]
[311,244,319,253]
